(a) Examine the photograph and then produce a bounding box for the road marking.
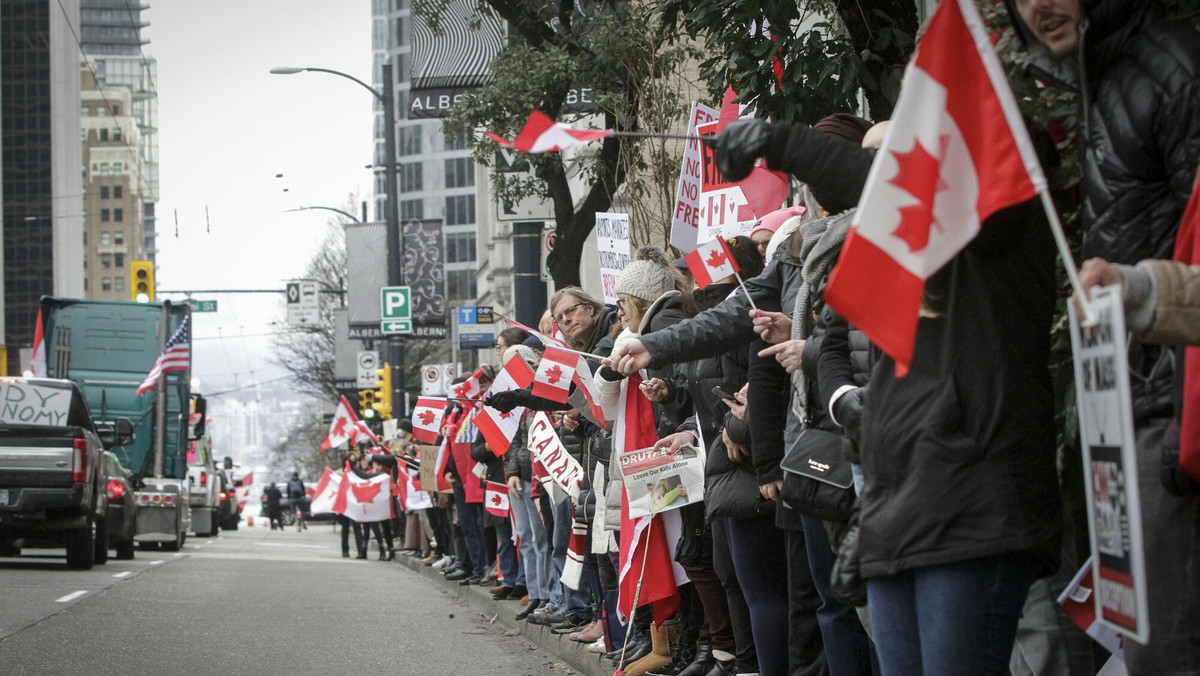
[172,553,183,557]
[150,560,164,565]
[56,591,87,603]
[114,571,133,578]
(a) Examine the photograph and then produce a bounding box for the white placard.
[670,101,719,253]
[1069,285,1149,645]
[527,412,585,500]
[595,212,631,306]
[618,443,706,519]
[0,382,72,426]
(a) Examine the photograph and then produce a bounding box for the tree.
[657,0,918,124]
[268,408,335,480]
[427,0,699,286]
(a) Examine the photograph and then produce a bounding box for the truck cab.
[186,437,221,537]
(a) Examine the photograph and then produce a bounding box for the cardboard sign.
[595,212,631,306]
[527,412,585,500]
[0,382,72,426]
[1069,285,1149,644]
[417,444,442,494]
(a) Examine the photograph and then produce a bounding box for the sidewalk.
[394,553,615,676]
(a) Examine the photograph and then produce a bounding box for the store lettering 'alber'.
[408,86,595,117]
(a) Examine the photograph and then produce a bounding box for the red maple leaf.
[704,248,727,270]
[453,384,469,398]
[499,411,513,420]
[887,135,950,253]
[418,409,435,426]
[331,417,348,437]
[544,364,564,385]
[491,494,503,506]
[349,478,383,503]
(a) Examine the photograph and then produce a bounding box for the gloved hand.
[832,386,865,443]
[485,389,529,413]
[715,119,773,181]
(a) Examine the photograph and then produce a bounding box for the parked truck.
[0,377,134,569]
[186,430,222,537]
[41,298,193,551]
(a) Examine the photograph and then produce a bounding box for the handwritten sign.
[670,101,718,253]
[527,412,584,500]
[0,382,72,426]
[595,213,631,306]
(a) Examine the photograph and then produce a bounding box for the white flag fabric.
[333,471,393,523]
[411,396,446,444]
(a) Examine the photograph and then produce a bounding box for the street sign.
[457,305,496,349]
[287,281,320,326]
[188,300,218,313]
[356,351,379,389]
[380,286,413,335]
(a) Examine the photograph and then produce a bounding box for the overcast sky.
[143,1,373,395]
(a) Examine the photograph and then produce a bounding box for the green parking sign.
[380,286,412,335]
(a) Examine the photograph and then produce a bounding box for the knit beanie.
[751,205,807,241]
[502,344,540,371]
[615,246,676,302]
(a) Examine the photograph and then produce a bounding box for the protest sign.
[0,382,71,426]
[595,212,631,305]
[618,443,705,519]
[527,412,585,500]
[670,101,718,252]
[1069,285,1149,644]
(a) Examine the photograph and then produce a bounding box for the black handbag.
[780,426,855,523]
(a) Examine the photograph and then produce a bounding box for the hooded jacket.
[1005,0,1200,420]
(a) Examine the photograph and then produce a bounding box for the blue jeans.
[867,553,1038,676]
[801,515,878,676]
[452,481,487,576]
[510,480,553,600]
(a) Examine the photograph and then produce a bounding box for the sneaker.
[528,608,568,626]
[420,551,438,564]
[445,569,470,581]
[550,613,591,634]
[586,637,608,654]
[432,555,454,570]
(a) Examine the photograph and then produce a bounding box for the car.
[102,451,137,560]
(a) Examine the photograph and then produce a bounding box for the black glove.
[832,386,865,443]
[715,119,773,181]
[485,389,529,413]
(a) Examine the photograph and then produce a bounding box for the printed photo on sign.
[619,444,705,519]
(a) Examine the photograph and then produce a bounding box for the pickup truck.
[0,378,133,569]
[186,437,221,537]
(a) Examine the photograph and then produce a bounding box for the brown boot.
[623,620,676,676]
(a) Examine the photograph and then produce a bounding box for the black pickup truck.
[0,378,131,569]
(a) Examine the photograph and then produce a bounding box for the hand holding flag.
[532,346,578,403]
[685,237,759,311]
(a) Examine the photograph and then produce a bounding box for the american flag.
[136,315,191,396]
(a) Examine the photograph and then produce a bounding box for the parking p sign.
[380,286,412,335]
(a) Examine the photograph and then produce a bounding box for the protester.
[263,482,284,531]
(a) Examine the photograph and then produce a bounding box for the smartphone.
[712,386,738,401]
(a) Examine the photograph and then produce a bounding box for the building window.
[444,194,476,225]
[111,105,120,115]
[100,128,109,141]
[100,163,110,176]
[113,163,122,177]
[114,253,124,268]
[113,127,122,142]
[445,233,476,263]
[114,185,122,199]
[444,132,468,150]
[101,209,110,222]
[114,208,123,222]
[400,199,423,221]
[398,126,422,156]
[446,269,477,300]
[101,254,112,269]
[101,277,112,291]
[399,162,422,193]
[82,106,90,117]
[100,186,110,199]
[100,231,111,245]
[445,157,474,188]
[114,276,125,291]
[114,230,124,245]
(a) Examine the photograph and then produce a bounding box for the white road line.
[56,591,87,603]
[172,553,183,557]
[114,571,133,578]
[149,560,164,565]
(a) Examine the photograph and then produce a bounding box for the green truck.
[40,298,193,550]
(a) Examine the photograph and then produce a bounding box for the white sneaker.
[586,638,607,654]
[432,555,453,570]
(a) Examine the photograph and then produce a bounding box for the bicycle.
[294,504,307,531]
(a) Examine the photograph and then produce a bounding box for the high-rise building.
[1,0,86,374]
[79,0,158,264]
[81,66,146,300]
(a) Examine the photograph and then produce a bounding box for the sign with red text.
[670,101,718,253]
[595,212,631,306]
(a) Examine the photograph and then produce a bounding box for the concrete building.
[1,0,86,374]
[80,66,146,300]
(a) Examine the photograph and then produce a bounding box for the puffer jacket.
[503,415,532,482]
[1005,0,1200,420]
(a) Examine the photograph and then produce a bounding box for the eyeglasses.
[493,341,506,351]
[553,302,588,324]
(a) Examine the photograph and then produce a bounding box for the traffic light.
[131,261,154,302]
[372,363,392,420]
[359,390,377,419]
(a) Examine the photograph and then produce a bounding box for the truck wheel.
[208,515,221,537]
[0,540,20,557]
[66,522,96,570]
[93,518,110,565]
[115,539,135,560]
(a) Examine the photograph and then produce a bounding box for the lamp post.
[284,205,362,223]
[272,62,406,416]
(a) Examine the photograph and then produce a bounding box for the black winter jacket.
[1006,0,1200,420]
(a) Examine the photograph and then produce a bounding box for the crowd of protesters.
[305,2,1199,676]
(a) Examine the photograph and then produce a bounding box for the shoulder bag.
[780,426,855,523]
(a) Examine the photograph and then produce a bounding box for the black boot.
[616,625,654,669]
[676,644,714,676]
[515,597,542,620]
[648,636,701,676]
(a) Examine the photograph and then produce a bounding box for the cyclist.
[286,472,307,531]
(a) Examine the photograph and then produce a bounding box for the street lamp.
[272,62,406,413]
[283,206,362,223]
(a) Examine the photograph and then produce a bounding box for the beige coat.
[1142,260,1200,345]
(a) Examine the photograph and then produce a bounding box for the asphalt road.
[0,521,583,676]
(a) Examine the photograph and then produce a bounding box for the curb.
[394,553,615,676]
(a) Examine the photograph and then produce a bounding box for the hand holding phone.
[712,386,738,401]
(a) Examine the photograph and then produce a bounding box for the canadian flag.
[30,308,46,377]
[403,466,432,510]
[485,481,510,517]
[568,354,609,431]
[1175,162,1200,481]
[714,86,788,222]
[486,110,613,154]
[449,368,485,402]
[411,396,446,444]
[824,0,1047,376]
[685,237,739,289]
[234,472,253,511]
[332,471,393,523]
[532,346,577,403]
[321,396,363,452]
[475,354,535,455]
[309,467,341,515]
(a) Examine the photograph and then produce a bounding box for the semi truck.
[41,298,193,551]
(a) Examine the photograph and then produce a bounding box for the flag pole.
[617,516,656,675]
[733,271,760,312]
[610,131,707,143]
[1038,190,1097,326]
